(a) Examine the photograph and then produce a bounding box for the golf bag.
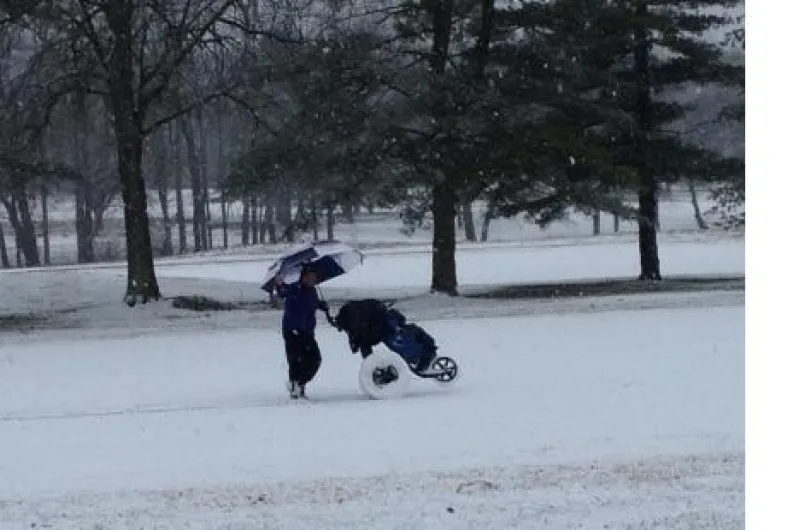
[328,298,459,399]
[330,298,389,358]
[381,306,438,373]
[331,299,436,372]
[329,298,458,387]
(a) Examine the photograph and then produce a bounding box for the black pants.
[283,329,322,385]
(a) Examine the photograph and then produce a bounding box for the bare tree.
[0,221,10,267]
[2,0,255,304]
[0,25,44,267]
[180,111,210,252]
[43,91,119,263]
[143,125,174,256]
[687,178,708,230]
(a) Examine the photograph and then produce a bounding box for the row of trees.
[226,0,745,293]
[0,0,744,302]
[0,181,715,268]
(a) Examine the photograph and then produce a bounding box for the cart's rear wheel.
[432,356,460,387]
[358,350,412,399]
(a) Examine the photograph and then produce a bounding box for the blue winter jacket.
[276,282,326,333]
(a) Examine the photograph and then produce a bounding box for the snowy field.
[155,234,745,298]
[0,231,744,335]
[0,305,744,528]
[0,221,744,528]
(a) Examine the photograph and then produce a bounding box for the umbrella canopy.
[260,240,364,293]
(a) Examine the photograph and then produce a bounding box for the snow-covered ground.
[155,235,745,297]
[0,305,744,528]
[0,231,744,315]
[0,227,745,528]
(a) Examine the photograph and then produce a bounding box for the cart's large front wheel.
[358,350,412,400]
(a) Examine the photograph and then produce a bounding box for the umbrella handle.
[317,287,340,329]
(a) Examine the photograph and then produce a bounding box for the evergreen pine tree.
[495,0,743,279]
[601,0,743,279]
[385,0,501,295]
[490,0,638,225]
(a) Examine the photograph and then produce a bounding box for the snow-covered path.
[0,303,743,527]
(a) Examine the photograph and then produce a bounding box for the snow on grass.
[0,233,744,526]
[153,236,745,298]
[0,306,743,492]
[0,304,743,526]
[0,232,744,347]
[0,235,744,341]
[1,453,744,529]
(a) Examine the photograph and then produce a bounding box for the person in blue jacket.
[274,263,329,399]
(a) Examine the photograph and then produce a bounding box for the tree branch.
[138,0,239,110]
[74,0,112,75]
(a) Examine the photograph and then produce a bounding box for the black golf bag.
[330,299,438,374]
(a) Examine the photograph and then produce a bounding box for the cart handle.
[324,308,340,329]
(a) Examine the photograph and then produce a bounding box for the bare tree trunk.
[113,124,160,302]
[92,203,107,234]
[75,188,95,263]
[241,198,250,245]
[216,108,229,250]
[199,111,211,250]
[277,191,293,242]
[265,198,277,244]
[220,190,229,249]
[0,222,10,268]
[258,200,267,244]
[250,195,259,244]
[157,179,173,256]
[181,117,205,252]
[17,193,41,266]
[326,203,335,241]
[481,200,495,242]
[4,191,41,267]
[688,178,708,229]
[461,201,476,241]
[655,204,661,232]
[175,172,187,253]
[593,210,601,235]
[170,122,187,254]
[109,7,161,304]
[72,92,95,264]
[41,185,50,265]
[481,215,492,242]
[205,189,213,249]
[15,233,22,267]
[151,128,174,256]
[342,198,356,223]
[311,200,320,242]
